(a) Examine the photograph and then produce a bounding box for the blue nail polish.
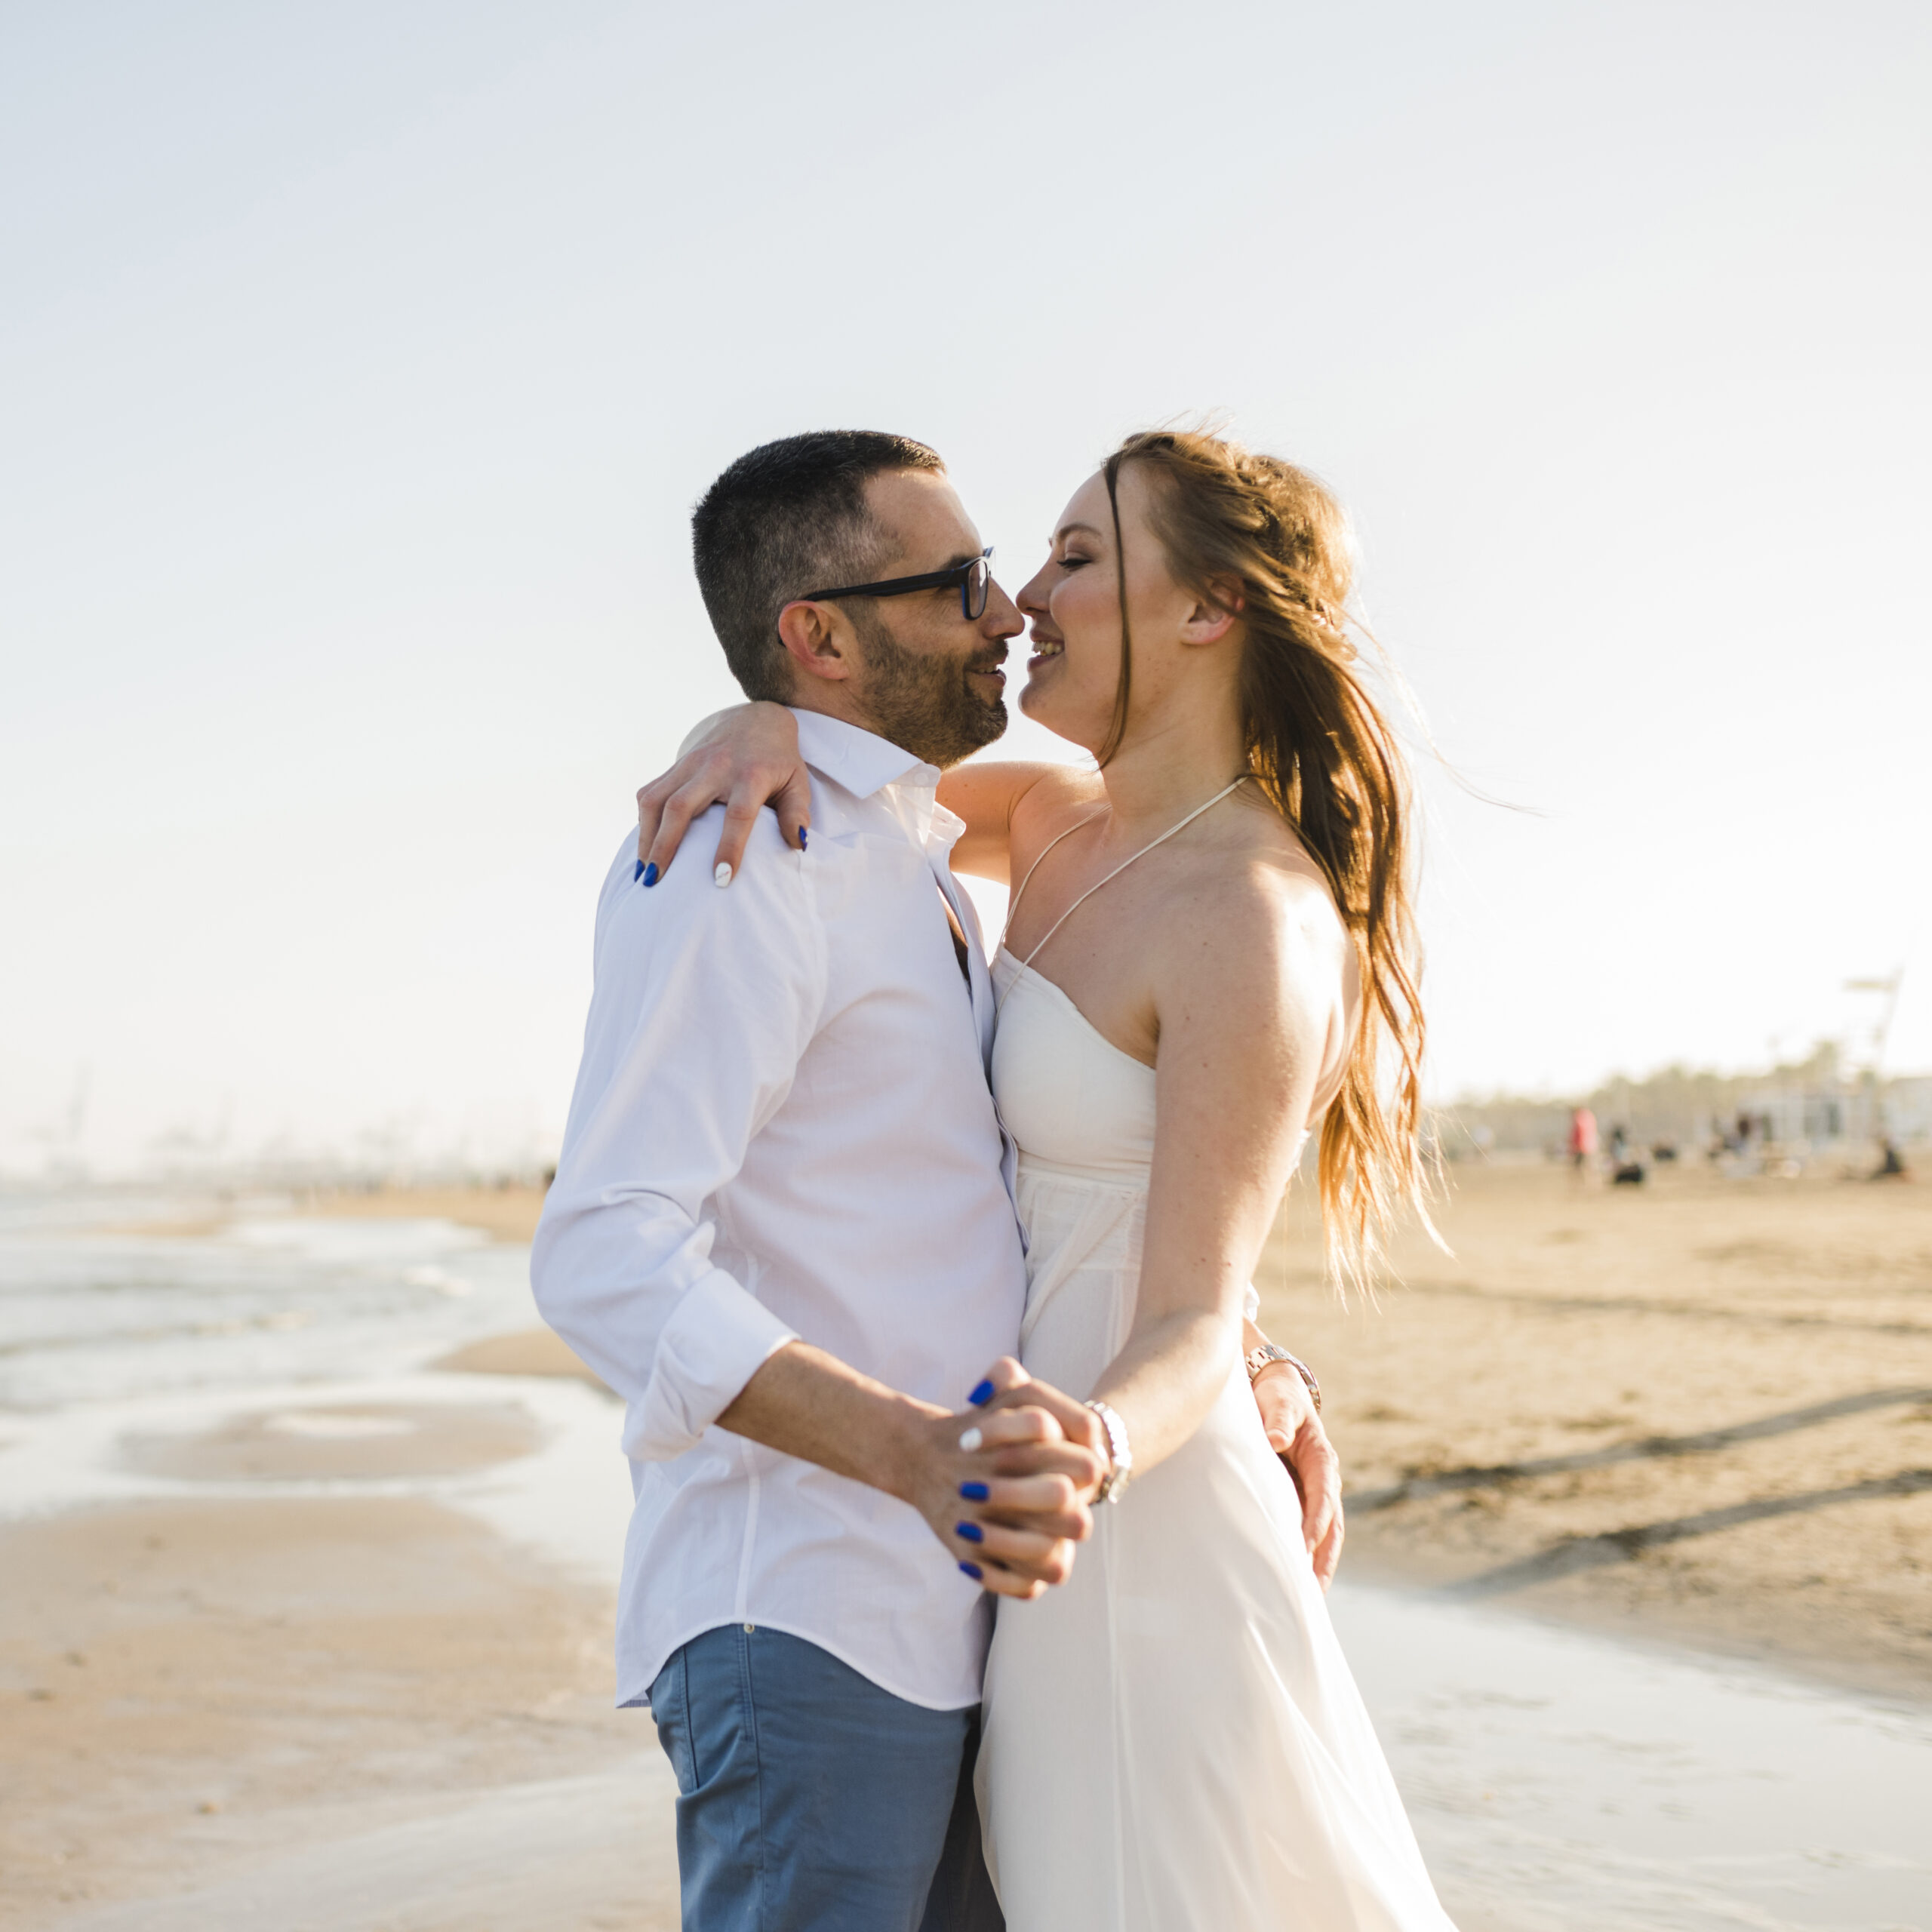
[968,1379,995,1407]
[798,827,808,851]
[958,1561,983,1580]
[634,859,645,881]
[956,1521,983,1543]
[959,1481,989,1502]
[642,862,660,888]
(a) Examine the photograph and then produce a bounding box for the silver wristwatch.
[1084,1398,1134,1503]
[1244,1343,1321,1412]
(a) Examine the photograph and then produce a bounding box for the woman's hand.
[636,701,811,887]
[1252,1360,1344,1588]
[961,1355,1109,1488]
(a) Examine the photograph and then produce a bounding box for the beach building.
[1735,1076,1877,1154]
[1881,1074,1932,1144]
[1439,1045,1930,1164]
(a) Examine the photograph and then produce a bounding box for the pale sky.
[3,0,1928,1176]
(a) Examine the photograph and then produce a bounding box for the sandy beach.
[283,1164,1932,1701]
[0,1200,675,1930]
[2,1493,656,1927]
[1260,1158,1932,1700]
[5,1169,1930,1930]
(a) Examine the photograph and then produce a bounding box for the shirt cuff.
[625,1266,798,1461]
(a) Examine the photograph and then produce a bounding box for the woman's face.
[1015,464,1201,753]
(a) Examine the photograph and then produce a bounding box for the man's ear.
[777,600,857,684]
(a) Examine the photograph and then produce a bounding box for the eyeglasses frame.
[800,547,993,623]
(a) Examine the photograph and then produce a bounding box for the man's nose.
[983,581,1025,636]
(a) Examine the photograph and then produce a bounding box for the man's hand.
[971,1350,1343,1587]
[636,701,811,887]
[909,1395,1100,1598]
[1253,1361,1344,1588]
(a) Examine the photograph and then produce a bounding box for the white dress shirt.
[532,710,1028,1712]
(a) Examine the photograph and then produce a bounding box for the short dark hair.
[692,430,946,700]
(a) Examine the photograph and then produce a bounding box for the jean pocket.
[649,1646,697,1795]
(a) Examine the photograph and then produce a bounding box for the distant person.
[627,429,1460,1927]
[1568,1105,1599,1172]
[1875,1137,1907,1179]
[540,430,1380,1931]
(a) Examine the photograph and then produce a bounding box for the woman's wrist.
[1245,1344,1321,1412]
[1084,1398,1134,1503]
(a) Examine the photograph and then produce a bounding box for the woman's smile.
[1026,626,1066,674]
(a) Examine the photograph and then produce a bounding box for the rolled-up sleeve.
[531,822,826,1460]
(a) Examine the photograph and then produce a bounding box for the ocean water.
[0,1193,531,1413]
[0,1192,629,1570]
[4,1193,1928,1931]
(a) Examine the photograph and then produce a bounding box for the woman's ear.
[777,601,856,683]
[1179,577,1244,648]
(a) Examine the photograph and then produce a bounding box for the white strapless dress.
[977,950,1457,1932]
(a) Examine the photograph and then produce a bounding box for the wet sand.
[0,1435,673,1930]
[434,1327,605,1388]
[291,1186,549,1246]
[8,1170,1930,1927]
[1260,1159,1932,1700]
[114,1185,548,1247]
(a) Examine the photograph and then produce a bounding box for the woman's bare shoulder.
[1006,763,1107,866]
[1207,804,1346,922]
[1152,817,1349,1017]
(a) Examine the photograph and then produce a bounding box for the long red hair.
[1102,429,1432,1285]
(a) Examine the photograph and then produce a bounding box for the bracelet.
[1084,1399,1134,1503]
[1244,1343,1321,1412]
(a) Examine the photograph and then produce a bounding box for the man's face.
[845,469,1022,769]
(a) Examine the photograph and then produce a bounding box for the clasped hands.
[910,1357,1106,1600]
[916,1353,1344,1598]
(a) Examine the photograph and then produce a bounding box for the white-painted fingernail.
[958,1426,983,1452]
[714,863,733,889]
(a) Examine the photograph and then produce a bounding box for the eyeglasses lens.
[965,556,989,621]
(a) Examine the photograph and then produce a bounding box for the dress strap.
[1004,811,1106,934]
[1006,776,1251,971]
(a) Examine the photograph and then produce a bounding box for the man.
[534,430,1339,1930]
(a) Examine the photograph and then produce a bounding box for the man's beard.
[854,616,1008,769]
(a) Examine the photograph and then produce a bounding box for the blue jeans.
[649,1623,1004,1932]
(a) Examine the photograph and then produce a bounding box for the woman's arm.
[937,761,1068,883]
[633,701,1084,887]
[1088,873,1340,1479]
[635,703,812,885]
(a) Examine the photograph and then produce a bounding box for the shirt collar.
[791,708,940,798]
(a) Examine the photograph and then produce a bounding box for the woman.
[642,429,1453,1929]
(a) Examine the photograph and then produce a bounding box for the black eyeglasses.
[801,548,992,622]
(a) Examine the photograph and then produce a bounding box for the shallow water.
[1334,1588,1931,1931]
[5,1194,1928,1930]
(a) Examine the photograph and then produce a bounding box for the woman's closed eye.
[1058,551,1093,570]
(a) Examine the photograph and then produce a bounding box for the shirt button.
[743,1622,755,1634]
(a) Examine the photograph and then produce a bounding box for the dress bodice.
[989,952,1157,1184]
[989,937,1355,1192]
